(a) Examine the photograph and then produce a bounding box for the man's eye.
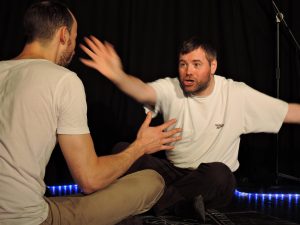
[194,63,201,68]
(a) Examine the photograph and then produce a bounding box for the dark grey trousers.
[113,142,236,215]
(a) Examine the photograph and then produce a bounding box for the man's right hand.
[80,35,157,106]
[134,112,182,155]
[80,35,124,81]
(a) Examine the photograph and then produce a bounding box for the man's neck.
[14,42,54,62]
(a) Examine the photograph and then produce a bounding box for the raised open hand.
[80,36,124,80]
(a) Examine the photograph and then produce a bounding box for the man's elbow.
[79,175,115,194]
[78,177,107,194]
[80,184,97,195]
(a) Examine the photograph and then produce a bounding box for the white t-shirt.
[0,59,90,225]
[145,76,288,171]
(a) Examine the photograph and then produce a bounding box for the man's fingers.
[80,43,96,59]
[104,41,115,53]
[159,118,177,131]
[140,112,152,129]
[83,37,99,53]
[162,135,182,144]
[158,129,182,150]
[104,41,120,59]
[90,35,106,51]
[79,58,97,69]
[82,36,107,57]
[159,145,175,151]
[163,128,182,137]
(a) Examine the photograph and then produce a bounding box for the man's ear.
[59,26,69,45]
[210,59,217,75]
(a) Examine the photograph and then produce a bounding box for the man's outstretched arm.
[80,36,156,106]
[59,112,181,194]
[284,103,300,124]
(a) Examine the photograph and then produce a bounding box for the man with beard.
[80,35,300,221]
[0,1,183,225]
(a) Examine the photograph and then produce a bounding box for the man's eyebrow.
[179,59,202,62]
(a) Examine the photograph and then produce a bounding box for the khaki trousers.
[41,169,164,225]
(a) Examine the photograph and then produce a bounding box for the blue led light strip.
[47,184,300,199]
[47,184,81,196]
[235,189,300,199]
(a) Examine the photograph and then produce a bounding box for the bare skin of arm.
[58,112,181,194]
[78,37,181,193]
[80,36,157,106]
[284,103,300,124]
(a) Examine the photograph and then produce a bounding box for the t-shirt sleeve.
[144,77,175,118]
[56,73,90,134]
[240,82,288,133]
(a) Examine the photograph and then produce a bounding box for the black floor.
[47,185,300,225]
[117,187,300,225]
[223,187,300,224]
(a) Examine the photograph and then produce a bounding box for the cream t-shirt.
[0,59,89,225]
[146,76,288,171]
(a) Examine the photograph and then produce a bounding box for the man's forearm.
[112,72,156,106]
[83,140,145,194]
[284,103,300,124]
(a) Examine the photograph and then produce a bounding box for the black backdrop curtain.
[1,0,300,187]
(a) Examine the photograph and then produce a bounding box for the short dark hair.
[23,1,73,43]
[179,36,217,63]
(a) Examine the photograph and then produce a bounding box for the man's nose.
[186,64,193,75]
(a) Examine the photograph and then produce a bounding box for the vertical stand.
[274,4,281,185]
[272,0,300,184]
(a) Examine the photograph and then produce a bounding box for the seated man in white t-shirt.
[80,35,300,221]
[0,2,182,225]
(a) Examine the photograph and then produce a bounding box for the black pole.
[272,1,300,52]
[272,0,300,184]
[275,7,280,184]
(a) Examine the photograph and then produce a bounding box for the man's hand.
[80,35,124,81]
[135,112,182,154]
[80,35,157,106]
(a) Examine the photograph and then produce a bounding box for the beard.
[58,39,75,67]
[179,73,211,96]
[58,49,74,67]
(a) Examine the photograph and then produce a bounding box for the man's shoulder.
[147,76,183,99]
[30,60,78,81]
[215,75,246,88]
[152,76,179,85]
[215,75,253,101]
[0,59,73,74]
[32,60,73,73]
[4,59,79,86]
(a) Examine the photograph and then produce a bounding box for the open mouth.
[183,79,195,87]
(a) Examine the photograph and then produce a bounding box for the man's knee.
[200,162,235,187]
[128,169,165,214]
[132,169,165,190]
[199,162,236,208]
